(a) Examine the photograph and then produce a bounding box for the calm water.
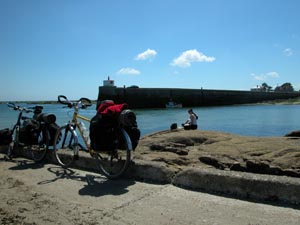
[1,103,300,137]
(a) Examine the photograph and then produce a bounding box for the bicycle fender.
[121,129,133,151]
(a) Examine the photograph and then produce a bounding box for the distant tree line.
[261,82,296,92]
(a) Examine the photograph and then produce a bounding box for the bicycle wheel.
[29,127,49,162]
[6,126,19,159]
[53,125,77,167]
[94,128,131,179]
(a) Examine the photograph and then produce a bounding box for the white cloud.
[266,72,279,78]
[251,73,265,81]
[251,72,279,81]
[135,49,157,60]
[171,49,216,67]
[117,67,140,75]
[283,48,293,56]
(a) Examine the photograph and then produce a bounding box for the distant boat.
[165,101,182,108]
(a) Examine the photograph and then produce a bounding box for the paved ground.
[2,129,300,206]
[1,153,299,225]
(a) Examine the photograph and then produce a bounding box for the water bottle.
[79,122,90,145]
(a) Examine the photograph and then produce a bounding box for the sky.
[1,0,300,101]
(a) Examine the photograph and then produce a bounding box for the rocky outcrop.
[135,129,300,177]
[284,130,300,138]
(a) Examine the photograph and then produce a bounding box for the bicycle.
[6,103,52,162]
[53,95,133,179]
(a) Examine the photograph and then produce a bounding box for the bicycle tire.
[30,128,49,162]
[53,125,77,167]
[6,126,19,159]
[94,128,132,179]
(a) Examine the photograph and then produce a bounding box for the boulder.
[284,130,300,138]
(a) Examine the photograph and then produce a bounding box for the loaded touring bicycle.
[53,95,140,179]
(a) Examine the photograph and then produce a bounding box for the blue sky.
[1,0,300,101]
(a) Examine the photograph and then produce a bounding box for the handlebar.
[57,95,92,109]
[7,102,33,113]
[7,103,56,124]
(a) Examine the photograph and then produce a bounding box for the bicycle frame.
[71,110,91,149]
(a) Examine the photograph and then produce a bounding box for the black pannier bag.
[48,122,60,146]
[118,109,140,150]
[36,113,60,146]
[89,113,118,151]
[0,128,12,145]
[36,113,61,146]
[89,101,140,151]
[90,100,124,151]
[19,119,40,145]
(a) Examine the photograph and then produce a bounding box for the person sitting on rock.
[182,109,198,130]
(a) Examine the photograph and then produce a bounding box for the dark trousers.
[183,124,197,130]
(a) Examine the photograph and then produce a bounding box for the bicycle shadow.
[2,157,45,170]
[38,166,135,197]
[79,176,136,197]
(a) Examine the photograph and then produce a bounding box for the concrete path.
[1,145,300,206]
[67,150,300,205]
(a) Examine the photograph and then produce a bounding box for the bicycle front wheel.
[53,125,77,167]
[30,128,49,162]
[94,128,132,179]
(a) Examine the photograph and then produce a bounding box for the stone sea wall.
[97,86,300,108]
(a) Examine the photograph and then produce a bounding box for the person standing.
[182,109,198,130]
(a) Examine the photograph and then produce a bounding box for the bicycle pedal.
[74,155,79,160]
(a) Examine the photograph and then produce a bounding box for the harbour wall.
[97,86,300,108]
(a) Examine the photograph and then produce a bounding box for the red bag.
[97,100,128,118]
[97,100,115,114]
[101,103,128,118]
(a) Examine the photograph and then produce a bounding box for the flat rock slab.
[135,129,300,177]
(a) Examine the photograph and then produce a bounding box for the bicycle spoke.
[94,129,131,179]
[54,125,77,167]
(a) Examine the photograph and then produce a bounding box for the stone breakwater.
[98,86,300,108]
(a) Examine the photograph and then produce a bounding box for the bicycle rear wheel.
[53,125,77,167]
[94,129,132,179]
[29,128,49,162]
[6,126,18,159]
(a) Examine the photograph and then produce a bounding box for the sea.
[1,103,300,137]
